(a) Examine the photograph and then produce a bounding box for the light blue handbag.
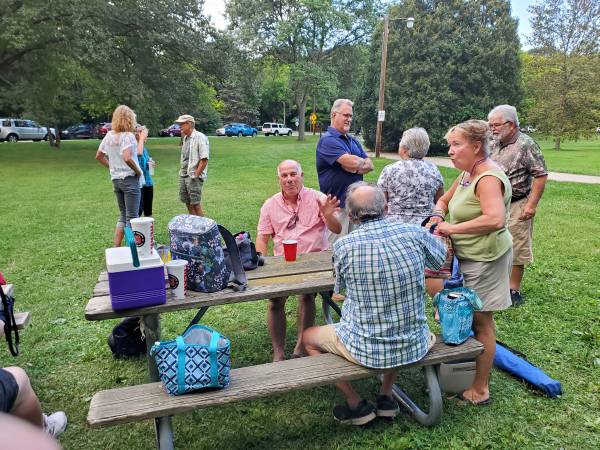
[150,325,230,396]
[433,288,483,345]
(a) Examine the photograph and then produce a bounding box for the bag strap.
[124,227,140,268]
[0,286,19,357]
[218,225,247,291]
[208,331,220,388]
[175,336,187,395]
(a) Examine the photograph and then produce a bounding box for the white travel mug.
[148,158,155,176]
[130,217,154,257]
[166,260,187,300]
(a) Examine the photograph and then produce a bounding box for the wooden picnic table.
[85,251,335,450]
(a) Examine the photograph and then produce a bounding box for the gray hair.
[488,104,520,128]
[346,182,386,222]
[399,127,430,159]
[277,160,303,176]
[330,99,354,115]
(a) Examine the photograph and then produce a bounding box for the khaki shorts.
[179,176,203,205]
[312,324,436,366]
[508,198,533,265]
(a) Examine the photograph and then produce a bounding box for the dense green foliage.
[0,137,599,449]
[357,0,521,152]
[522,0,600,149]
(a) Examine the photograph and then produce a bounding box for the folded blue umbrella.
[494,341,563,398]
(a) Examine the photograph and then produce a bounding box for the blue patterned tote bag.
[433,287,483,345]
[151,325,230,395]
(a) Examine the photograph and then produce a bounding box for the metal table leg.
[142,314,175,450]
[320,291,342,324]
[391,366,443,426]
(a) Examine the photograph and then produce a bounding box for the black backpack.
[107,317,147,358]
[0,284,19,356]
[223,231,265,271]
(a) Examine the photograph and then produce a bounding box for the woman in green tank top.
[428,120,512,406]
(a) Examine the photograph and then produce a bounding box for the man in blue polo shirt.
[316,99,374,243]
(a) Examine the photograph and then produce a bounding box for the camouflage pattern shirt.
[489,132,547,200]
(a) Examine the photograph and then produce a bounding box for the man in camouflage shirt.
[488,105,548,307]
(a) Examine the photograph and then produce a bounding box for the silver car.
[0,118,56,142]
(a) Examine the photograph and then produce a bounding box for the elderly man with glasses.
[488,105,548,307]
[256,160,341,361]
[316,99,374,244]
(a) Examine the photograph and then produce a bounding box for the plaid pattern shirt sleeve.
[333,219,444,369]
[187,131,210,179]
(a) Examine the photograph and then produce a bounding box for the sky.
[203,0,537,48]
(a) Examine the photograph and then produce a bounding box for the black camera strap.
[0,285,19,356]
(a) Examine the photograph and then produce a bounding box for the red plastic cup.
[282,239,298,262]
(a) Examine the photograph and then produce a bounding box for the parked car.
[225,123,258,137]
[520,125,537,133]
[262,123,292,136]
[595,126,600,134]
[95,122,112,139]
[60,123,95,140]
[159,123,181,137]
[215,125,230,136]
[0,118,56,142]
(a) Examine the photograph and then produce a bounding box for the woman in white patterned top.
[95,105,144,246]
[377,127,444,225]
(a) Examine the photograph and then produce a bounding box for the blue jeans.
[113,176,141,228]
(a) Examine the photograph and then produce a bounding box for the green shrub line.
[0,137,598,449]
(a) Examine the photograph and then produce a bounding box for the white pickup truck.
[262,123,293,136]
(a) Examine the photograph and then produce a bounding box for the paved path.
[368,152,600,185]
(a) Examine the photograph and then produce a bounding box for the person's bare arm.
[122,147,141,176]
[195,159,208,178]
[520,175,547,220]
[255,233,271,256]
[436,176,506,236]
[95,148,109,168]
[337,154,374,174]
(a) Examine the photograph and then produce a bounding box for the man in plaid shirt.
[303,182,447,425]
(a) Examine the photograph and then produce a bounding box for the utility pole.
[374,16,414,158]
[375,15,389,159]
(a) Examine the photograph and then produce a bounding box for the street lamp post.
[375,15,414,158]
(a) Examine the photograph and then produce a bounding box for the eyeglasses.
[286,211,298,229]
[488,121,510,129]
[335,112,353,119]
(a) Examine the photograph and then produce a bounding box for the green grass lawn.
[534,136,600,176]
[0,136,599,449]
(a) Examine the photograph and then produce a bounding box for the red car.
[96,122,112,139]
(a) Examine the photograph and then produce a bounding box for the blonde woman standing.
[430,120,512,406]
[95,105,145,246]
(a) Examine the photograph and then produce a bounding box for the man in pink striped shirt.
[257,160,341,361]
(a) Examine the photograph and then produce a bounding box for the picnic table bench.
[85,251,483,449]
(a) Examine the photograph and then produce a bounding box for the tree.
[227,0,378,140]
[0,1,220,142]
[525,0,600,149]
[356,0,521,152]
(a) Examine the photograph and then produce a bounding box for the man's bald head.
[346,182,386,223]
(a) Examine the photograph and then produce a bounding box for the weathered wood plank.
[15,312,31,330]
[87,338,483,428]
[86,271,334,321]
[93,252,333,296]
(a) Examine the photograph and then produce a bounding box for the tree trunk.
[54,126,62,148]
[554,135,560,150]
[46,126,57,148]
[296,97,308,141]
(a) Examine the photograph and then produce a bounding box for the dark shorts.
[0,368,19,413]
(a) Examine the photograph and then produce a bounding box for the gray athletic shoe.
[332,399,376,426]
[43,411,67,437]
[376,394,400,418]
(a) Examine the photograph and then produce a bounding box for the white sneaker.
[43,411,67,437]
